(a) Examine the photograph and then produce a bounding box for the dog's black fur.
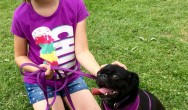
[96,64,165,110]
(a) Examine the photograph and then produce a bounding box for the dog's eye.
[112,75,119,79]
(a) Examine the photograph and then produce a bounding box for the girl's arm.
[75,19,127,76]
[14,35,53,79]
[14,35,38,72]
[75,19,101,76]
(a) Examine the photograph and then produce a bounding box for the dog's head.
[93,64,139,107]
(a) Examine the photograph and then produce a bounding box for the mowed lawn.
[0,0,188,110]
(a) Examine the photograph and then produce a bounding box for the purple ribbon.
[20,63,96,110]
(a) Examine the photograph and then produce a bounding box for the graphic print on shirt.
[32,26,76,70]
[32,27,58,66]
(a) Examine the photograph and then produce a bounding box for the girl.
[11,0,126,110]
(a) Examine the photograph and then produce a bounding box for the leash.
[20,63,96,110]
[142,90,152,110]
[104,90,152,110]
[103,95,140,110]
[113,96,130,109]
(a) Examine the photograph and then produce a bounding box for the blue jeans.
[24,77,88,104]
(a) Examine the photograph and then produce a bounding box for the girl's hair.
[23,0,30,2]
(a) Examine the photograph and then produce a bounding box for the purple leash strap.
[20,63,96,110]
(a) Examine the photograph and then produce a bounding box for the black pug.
[92,64,165,110]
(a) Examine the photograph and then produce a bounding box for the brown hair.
[23,0,30,2]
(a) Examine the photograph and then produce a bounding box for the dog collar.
[103,94,140,110]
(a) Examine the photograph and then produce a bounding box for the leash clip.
[114,103,118,109]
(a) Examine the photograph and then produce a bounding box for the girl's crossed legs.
[25,77,101,110]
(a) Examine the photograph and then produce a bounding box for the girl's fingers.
[45,65,51,76]
[45,65,54,79]
[100,61,127,70]
[39,64,53,79]
[111,61,127,70]
[101,64,107,68]
[39,64,48,69]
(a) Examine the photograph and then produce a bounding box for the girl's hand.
[111,61,127,70]
[39,64,54,79]
[101,61,127,70]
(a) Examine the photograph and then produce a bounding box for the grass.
[0,0,188,110]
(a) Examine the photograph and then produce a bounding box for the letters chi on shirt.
[32,25,76,69]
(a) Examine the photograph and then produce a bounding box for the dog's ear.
[129,72,139,89]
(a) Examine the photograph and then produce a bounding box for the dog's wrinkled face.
[95,64,139,101]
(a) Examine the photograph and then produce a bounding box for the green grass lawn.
[0,0,188,110]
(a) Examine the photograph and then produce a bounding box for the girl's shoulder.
[13,2,31,19]
[62,0,85,7]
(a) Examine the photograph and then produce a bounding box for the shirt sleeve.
[77,0,90,23]
[11,13,25,38]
